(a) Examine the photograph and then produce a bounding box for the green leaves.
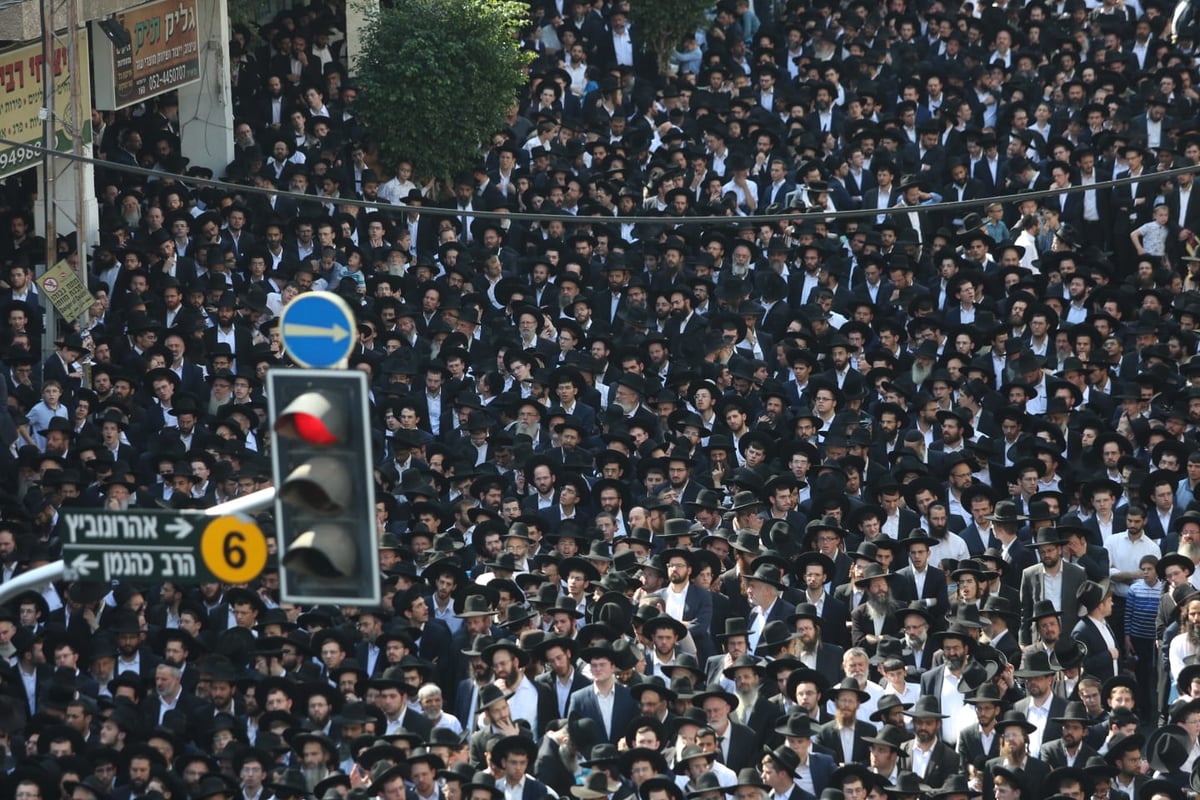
[628,0,711,76]
[352,0,533,183]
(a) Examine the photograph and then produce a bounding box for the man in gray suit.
[1018,528,1087,647]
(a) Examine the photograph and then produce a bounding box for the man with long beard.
[901,604,934,671]
[918,624,974,746]
[985,713,1051,800]
[815,677,876,764]
[1169,596,1200,684]
[724,654,777,734]
[849,564,900,657]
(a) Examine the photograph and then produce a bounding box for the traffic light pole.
[202,487,276,518]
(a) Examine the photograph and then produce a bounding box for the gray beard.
[1188,626,1200,649]
[301,767,326,791]
[867,595,895,620]
[912,362,932,386]
[559,741,578,773]
[905,633,926,650]
[1181,542,1200,563]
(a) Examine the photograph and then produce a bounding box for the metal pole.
[203,487,277,517]
[0,561,65,605]
[67,0,87,311]
[40,0,56,275]
[37,0,58,362]
[0,489,276,605]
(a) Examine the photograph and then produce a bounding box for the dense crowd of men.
[5,0,1200,799]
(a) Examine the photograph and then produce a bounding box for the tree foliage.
[353,0,533,189]
[628,0,711,77]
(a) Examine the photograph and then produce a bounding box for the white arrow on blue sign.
[279,291,358,369]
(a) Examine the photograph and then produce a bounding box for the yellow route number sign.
[201,515,268,583]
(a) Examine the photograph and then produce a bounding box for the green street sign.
[60,508,268,584]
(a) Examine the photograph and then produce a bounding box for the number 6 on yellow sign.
[201,514,268,583]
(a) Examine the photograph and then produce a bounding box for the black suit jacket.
[892,565,950,609]
[743,695,784,746]
[957,722,1000,771]
[534,735,578,797]
[535,669,590,719]
[850,603,902,655]
[900,739,959,787]
[973,157,1009,194]
[1050,188,1086,229]
[665,313,709,367]
[984,755,1050,800]
[809,643,844,679]
[1071,617,1118,681]
[759,179,797,212]
[138,691,208,730]
[1113,167,1158,226]
[861,186,900,218]
[202,324,255,374]
[1013,695,1066,744]
[815,719,876,765]
[813,593,851,648]
[1039,738,1099,768]
[1070,546,1111,583]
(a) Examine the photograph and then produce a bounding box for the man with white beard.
[1170,515,1200,590]
[723,654,775,731]
[900,604,934,671]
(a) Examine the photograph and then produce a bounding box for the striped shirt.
[1125,578,1162,640]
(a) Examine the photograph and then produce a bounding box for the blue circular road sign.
[278,291,358,368]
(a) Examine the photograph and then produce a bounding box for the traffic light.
[268,368,381,606]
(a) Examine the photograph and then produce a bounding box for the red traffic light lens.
[288,412,339,446]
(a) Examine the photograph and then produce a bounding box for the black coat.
[816,719,876,765]
[900,739,959,787]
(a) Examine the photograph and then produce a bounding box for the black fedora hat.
[744,564,788,589]
[995,710,1038,735]
[1146,726,1192,774]
[821,677,870,704]
[903,696,948,720]
[1051,701,1092,725]
[861,724,912,750]
[929,775,982,797]
[1013,649,1056,678]
[491,734,538,766]
[870,692,914,722]
[1049,638,1089,671]
[774,712,818,739]
[884,772,926,798]
[1076,580,1112,617]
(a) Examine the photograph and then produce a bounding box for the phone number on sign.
[147,64,193,92]
[0,146,38,173]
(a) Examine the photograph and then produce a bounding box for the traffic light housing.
[268,368,381,606]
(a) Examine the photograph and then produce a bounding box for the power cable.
[8,132,1199,227]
